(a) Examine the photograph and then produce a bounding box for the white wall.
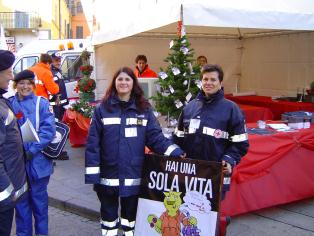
[95,31,314,99]
[241,32,314,96]
[95,36,241,98]
[13,30,51,52]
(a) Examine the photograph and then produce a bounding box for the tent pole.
[180,4,183,23]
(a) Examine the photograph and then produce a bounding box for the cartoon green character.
[148,191,197,236]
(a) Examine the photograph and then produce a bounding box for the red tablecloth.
[221,124,314,216]
[226,95,314,120]
[63,110,91,147]
[239,104,273,123]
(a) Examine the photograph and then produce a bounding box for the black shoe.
[226,216,231,226]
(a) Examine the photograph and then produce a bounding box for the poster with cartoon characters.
[134,154,223,236]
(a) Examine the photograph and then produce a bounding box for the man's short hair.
[40,54,52,64]
[197,55,207,63]
[201,64,224,82]
[135,55,147,63]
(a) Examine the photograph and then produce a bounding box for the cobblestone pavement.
[11,206,101,236]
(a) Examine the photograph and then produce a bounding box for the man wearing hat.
[50,52,69,160]
[0,50,28,236]
[10,69,55,236]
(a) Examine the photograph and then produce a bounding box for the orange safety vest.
[29,62,59,99]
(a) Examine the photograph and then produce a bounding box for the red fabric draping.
[226,95,314,120]
[63,109,91,147]
[238,104,273,122]
[221,125,314,216]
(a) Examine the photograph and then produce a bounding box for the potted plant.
[74,50,96,102]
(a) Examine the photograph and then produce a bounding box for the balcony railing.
[0,12,41,29]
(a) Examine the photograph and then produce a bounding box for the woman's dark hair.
[103,66,150,111]
[201,64,224,82]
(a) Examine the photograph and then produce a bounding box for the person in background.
[174,64,249,236]
[85,67,184,236]
[197,55,208,67]
[29,53,59,99]
[10,70,56,236]
[134,54,157,78]
[50,52,69,160]
[0,50,28,236]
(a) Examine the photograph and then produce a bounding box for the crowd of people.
[0,49,248,236]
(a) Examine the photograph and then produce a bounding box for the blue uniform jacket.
[50,65,68,106]
[0,89,28,211]
[174,90,249,191]
[85,94,183,197]
[10,93,55,180]
[175,89,249,165]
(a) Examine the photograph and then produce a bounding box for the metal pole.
[59,0,61,39]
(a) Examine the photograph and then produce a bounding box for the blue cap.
[0,50,15,71]
[14,70,35,82]
[51,52,61,59]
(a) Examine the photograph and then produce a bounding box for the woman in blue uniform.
[85,67,184,236]
[10,70,55,236]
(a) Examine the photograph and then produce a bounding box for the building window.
[77,1,83,13]
[76,26,83,39]
[71,0,76,16]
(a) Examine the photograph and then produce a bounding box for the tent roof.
[91,0,314,45]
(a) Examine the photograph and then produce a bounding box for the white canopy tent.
[88,0,314,97]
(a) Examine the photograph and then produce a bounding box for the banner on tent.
[134,154,223,236]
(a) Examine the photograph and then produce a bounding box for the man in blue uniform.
[0,50,28,236]
[174,64,249,236]
[50,52,69,160]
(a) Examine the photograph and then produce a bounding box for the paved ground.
[10,206,100,236]
[44,141,314,236]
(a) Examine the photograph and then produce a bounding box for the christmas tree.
[152,21,201,123]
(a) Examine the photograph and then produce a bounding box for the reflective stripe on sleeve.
[101,228,119,236]
[164,144,179,156]
[100,178,119,186]
[35,79,44,85]
[0,183,14,202]
[102,118,121,125]
[121,218,135,228]
[124,178,141,186]
[101,218,119,228]
[223,177,231,185]
[230,133,248,142]
[85,167,100,175]
[124,230,134,236]
[14,182,28,200]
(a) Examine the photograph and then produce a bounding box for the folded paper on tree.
[134,154,223,236]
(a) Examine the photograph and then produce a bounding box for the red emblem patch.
[213,129,223,138]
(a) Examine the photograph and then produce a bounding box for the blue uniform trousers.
[52,105,65,121]
[15,176,50,236]
[95,185,139,235]
[0,207,14,236]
